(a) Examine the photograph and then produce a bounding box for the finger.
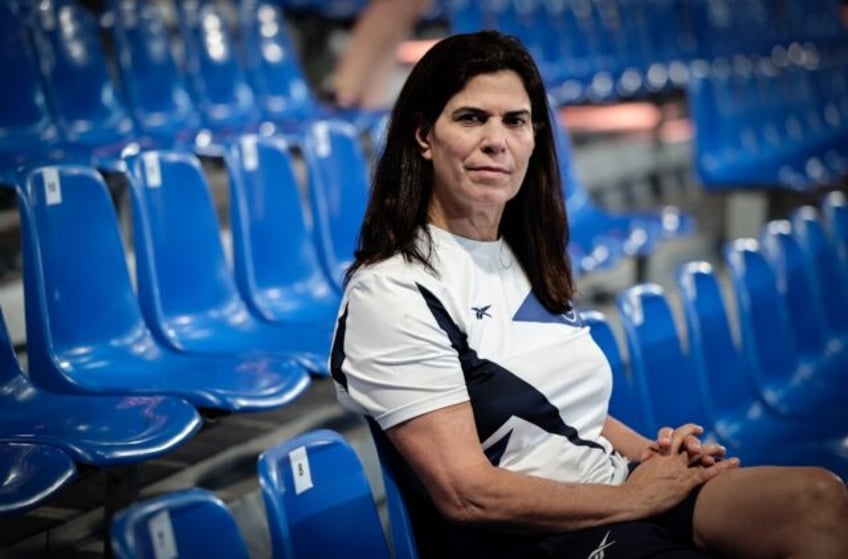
[670,424,704,454]
[687,452,715,467]
[683,435,702,456]
[656,427,674,450]
[698,455,716,467]
[699,457,741,480]
[700,442,726,458]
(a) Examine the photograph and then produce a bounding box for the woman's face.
[415,70,535,238]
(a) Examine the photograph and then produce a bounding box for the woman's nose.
[480,121,507,153]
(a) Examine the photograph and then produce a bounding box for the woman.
[330,30,848,558]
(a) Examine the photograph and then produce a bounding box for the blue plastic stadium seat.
[13,164,310,412]
[821,191,848,280]
[125,150,332,376]
[618,280,848,473]
[676,261,848,467]
[0,3,70,173]
[616,283,715,435]
[760,218,848,380]
[111,488,249,559]
[23,0,140,170]
[758,220,827,351]
[789,206,848,341]
[258,429,391,559]
[0,442,77,517]
[224,135,341,326]
[582,309,650,437]
[0,306,201,466]
[300,119,372,289]
[366,420,419,559]
[177,0,263,140]
[724,238,848,419]
[236,0,318,128]
[107,0,203,148]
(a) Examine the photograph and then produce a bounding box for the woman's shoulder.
[346,253,441,296]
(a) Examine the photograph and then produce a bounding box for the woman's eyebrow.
[450,107,531,117]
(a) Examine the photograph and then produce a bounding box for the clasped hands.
[639,423,730,467]
[625,424,740,514]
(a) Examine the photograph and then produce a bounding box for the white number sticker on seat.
[289,446,314,495]
[143,153,162,188]
[148,509,178,559]
[43,168,62,206]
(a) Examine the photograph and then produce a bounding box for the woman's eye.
[504,116,528,127]
[457,113,484,124]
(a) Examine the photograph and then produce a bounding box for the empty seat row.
[600,193,848,476]
[0,117,382,513]
[110,429,391,559]
[445,0,846,103]
[0,0,382,176]
[689,50,848,190]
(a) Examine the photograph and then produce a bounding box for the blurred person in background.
[330,0,433,109]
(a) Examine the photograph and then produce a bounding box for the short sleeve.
[334,270,469,430]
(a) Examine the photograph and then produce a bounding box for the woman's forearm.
[601,415,654,462]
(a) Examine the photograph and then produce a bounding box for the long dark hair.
[348,30,575,313]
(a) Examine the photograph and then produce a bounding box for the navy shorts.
[525,468,715,559]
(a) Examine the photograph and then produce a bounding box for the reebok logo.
[587,530,615,559]
[471,305,492,319]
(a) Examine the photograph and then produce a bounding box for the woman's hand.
[626,424,740,516]
[625,446,740,516]
[639,424,729,467]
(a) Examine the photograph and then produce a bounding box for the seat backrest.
[0,307,26,386]
[177,0,261,133]
[16,164,150,391]
[236,0,316,125]
[257,429,391,559]
[0,442,77,516]
[301,119,371,286]
[790,205,848,335]
[366,420,419,559]
[821,191,848,274]
[676,261,757,420]
[582,309,650,436]
[0,4,60,158]
[108,0,201,137]
[224,135,335,316]
[759,218,829,354]
[125,150,242,326]
[110,488,249,559]
[25,0,133,146]
[617,283,710,433]
[723,238,799,386]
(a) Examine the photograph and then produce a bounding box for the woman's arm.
[601,415,655,462]
[386,402,738,533]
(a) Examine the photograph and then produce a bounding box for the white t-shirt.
[333,225,629,486]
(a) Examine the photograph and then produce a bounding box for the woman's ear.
[414,114,432,160]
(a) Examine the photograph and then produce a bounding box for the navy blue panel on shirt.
[512,291,584,327]
[416,283,603,454]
